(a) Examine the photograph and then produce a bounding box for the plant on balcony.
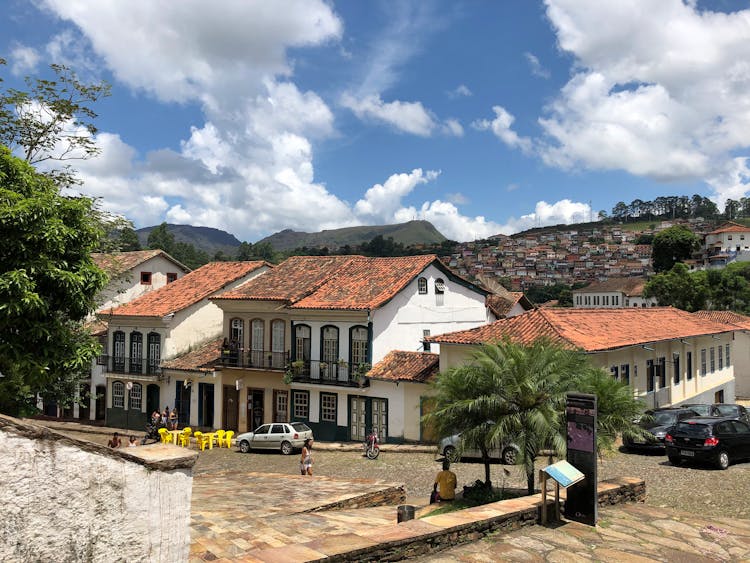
[284,359,305,384]
[291,359,305,373]
[353,362,371,385]
[283,370,294,385]
[337,359,348,371]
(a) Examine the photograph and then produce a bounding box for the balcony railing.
[99,355,161,376]
[219,349,289,370]
[286,359,370,388]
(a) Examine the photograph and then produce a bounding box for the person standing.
[433,459,457,502]
[169,407,178,430]
[300,438,313,476]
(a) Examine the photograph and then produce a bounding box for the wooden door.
[223,385,239,431]
[273,390,288,422]
[350,396,367,441]
[246,389,264,432]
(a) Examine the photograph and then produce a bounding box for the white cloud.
[10,44,40,75]
[541,0,750,201]
[448,84,472,98]
[498,199,592,233]
[446,192,469,205]
[473,106,533,153]
[524,52,550,79]
[355,169,439,221]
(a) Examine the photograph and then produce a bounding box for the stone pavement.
[416,503,750,561]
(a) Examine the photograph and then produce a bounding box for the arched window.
[434,278,445,306]
[271,319,285,368]
[147,332,161,374]
[321,325,339,364]
[129,382,142,411]
[295,325,311,361]
[113,331,125,372]
[417,277,428,294]
[230,318,244,347]
[129,331,143,373]
[112,380,125,408]
[251,319,264,367]
[350,326,368,366]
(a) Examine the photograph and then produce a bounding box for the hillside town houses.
[86,247,750,443]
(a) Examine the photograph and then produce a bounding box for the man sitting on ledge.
[433,459,457,502]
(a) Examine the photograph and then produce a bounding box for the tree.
[643,263,708,311]
[147,222,176,254]
[425,338,648,494]
[117,225,141,251]
[0,61,110,187]
[0,147,107,414]
[651,225,700,272]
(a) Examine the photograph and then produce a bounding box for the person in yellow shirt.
[433,459,457,502]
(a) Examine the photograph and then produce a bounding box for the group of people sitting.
[107,432,138,448]
[151,406,179,430]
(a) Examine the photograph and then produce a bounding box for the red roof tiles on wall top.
[101,261,267,318]
[368,351,439,383]
[428,307,732,352]
[161,338,223,372]
[692,310,750,330]
[216,254,442,310]
[708,221,750,235]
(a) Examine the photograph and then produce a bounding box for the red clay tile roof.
[487,292,533,318]
[101,261,268,318]
[692,310,750,330]
[573,277,647,297]
[92,249,189,276]
[708,221,750,235]
[161,338,223,372]
[215,254,473,311]
[368,351,439,383]
[428,307,733,352]
[83,319,108,336]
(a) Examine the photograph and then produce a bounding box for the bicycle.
[363,430,380,459]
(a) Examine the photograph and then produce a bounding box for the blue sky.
[2,0,750,242]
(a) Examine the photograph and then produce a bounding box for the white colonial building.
[572,277,656,309]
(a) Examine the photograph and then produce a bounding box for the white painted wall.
[734,331,750,399]
[97,255,186,314]
[0,419,193,562]
[372,264,488,363]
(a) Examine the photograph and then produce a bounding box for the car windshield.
[685,404,711,416]
[649,411,677,426]
[713,405,737,416]
[291,422,311,432]
[674,422,711,437]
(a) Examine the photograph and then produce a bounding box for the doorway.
[198,383,215,428]
[95,385,106,420]
[146,384,160,419]
[246,389,264,432]
[349,396,388,442]
[273,390,288,422]
[223,384,239,431]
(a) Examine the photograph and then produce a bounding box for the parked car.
[710,404,750,423]
[439,432,518,465]
[623,407,700,451]
[236,422,313,455]
[679,403,712,416]
[665,416,750,469]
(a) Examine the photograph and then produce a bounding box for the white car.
[439,432,518,465]
[236,422,313,455]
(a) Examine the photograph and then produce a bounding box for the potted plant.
[354,362,371,387]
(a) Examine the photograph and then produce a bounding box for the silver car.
[236,422,313,455]
[439,432,518,465]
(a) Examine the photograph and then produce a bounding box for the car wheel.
[716,450,730,470]
[443,445,460,462]
[280,440,293,455]
[239,440,251,454]
[502,446,518,465]
[667,454,681,466]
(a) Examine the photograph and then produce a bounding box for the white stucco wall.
[97,255,186,313]
[734,332,750,399]
[372,264,488,363]
[0,418,194,563]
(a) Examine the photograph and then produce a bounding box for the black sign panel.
[564,392,597,526]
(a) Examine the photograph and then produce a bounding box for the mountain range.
[136,220,448,256]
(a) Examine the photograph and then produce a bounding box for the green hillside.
[257,220,447,251]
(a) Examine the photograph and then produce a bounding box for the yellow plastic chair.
[222,430,234,449]
[158,427,173,444]
[193,431,209,451]
[214,429,226,448]
[179,428,192,447]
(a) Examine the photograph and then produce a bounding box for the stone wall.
[0,415,197,562]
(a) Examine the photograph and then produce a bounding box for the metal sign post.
[564,392,598,526]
